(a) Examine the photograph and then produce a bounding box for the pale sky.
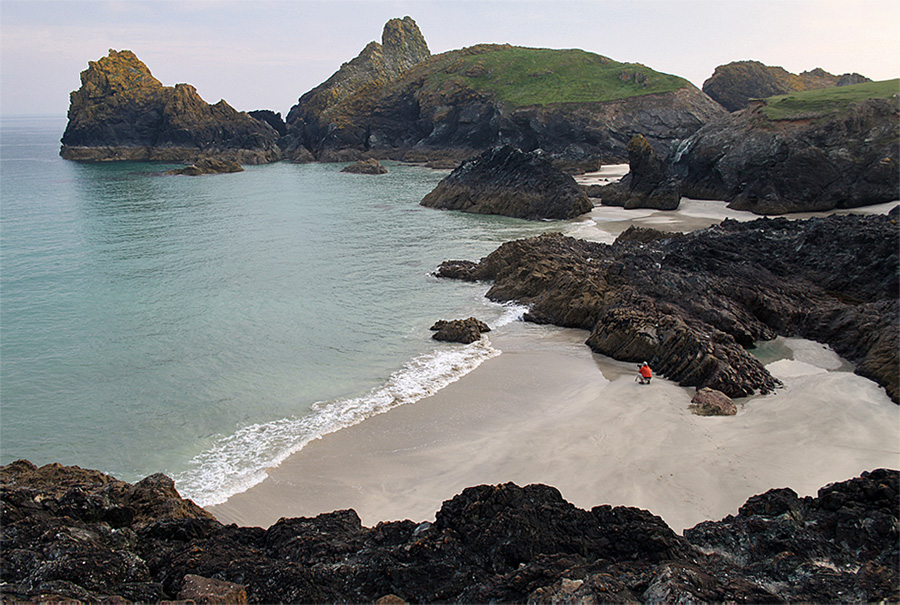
[1,0,898,117]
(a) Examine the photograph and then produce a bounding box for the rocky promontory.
[436,211,899,401]
[703,60,871,112]
[60,50,281,164]
[283,19,725,168]
[421,145,592,220]
[671,81,899,214]
[1,460,896,603]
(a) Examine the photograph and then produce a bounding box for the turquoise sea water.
[0,115,561,505]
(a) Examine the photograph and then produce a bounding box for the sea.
[0,115,562,506]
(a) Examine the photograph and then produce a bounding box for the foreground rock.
[1,460,896,603]
[672,82,900,214]
[430,317,491,343]
[436,212,899,401]
[593,134,680,210]
[703,60,870,112]
[689,388,737,416]
[341,157,388,174]
[421,145,593,220]
[60,50,281,164]
[166,157,244,176]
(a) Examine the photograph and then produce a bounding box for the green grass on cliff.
[423,46,691,107]
[762,79,899,120]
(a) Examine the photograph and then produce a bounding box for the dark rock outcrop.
[248,109,287,136]
[60,50,281,164]
[703,60,871,112]
[436,212,899,401]
[689,388,737,416]
[284,20,725,167]
[421,145,592,220]
[594,134,681,209]
[2,460,897,603]
[166,157,244,176]
[671,90,900,214]
[430,317,491,343]
[341,157,388,174]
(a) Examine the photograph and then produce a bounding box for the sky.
[1,0,898,117]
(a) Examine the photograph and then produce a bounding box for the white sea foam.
[176,337,502,507]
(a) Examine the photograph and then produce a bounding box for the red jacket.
[639,365,652,378]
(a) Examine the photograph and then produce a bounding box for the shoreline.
[208,322,900,532]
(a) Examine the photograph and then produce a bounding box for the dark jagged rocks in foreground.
[60,50,281,164]
[420,145,593,220]
[436,210,899,401]
[1,460,897,603]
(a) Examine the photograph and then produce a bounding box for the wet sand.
[210,323,899,532]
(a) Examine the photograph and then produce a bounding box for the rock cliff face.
[284,23,725,167]
[436,211,899,401]
[60,50,281,164]
[420,145,592,219]
[2,460,896,603]
[671,88,899,214]
[703,60,871,112]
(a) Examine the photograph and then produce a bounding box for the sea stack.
[60,49,281,164]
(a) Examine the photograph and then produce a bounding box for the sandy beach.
[210,321,899,532]
[209,197,899,533]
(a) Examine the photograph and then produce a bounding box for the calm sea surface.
[0,115,561,505]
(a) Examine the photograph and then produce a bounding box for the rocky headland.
[1,460,896,603]
[59,50,281,164]
[282,19,725,169]
[703,60,871,112]
[436,210,899,402]
[671,80,900,214]
[420,145,592,220]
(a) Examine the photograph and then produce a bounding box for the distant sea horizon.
[0,114,565,506]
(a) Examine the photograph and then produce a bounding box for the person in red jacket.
[637,361,652,384]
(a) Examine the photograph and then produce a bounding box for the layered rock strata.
[436,212,899,401]
[60,50,281,164]
[671,91,900,214]
[1,460,896,603]
[703,60,871,112]
[420,145,593,220]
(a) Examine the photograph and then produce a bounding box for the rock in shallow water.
[430,317,491,343]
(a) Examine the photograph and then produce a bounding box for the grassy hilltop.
[762,78,900,120]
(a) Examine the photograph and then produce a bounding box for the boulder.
[436,212,899,401]
[420,145,593,220]
[166,157,244,176]
[60,50,281,164]
[595,134,681,210]
[430,317,491,343]
[689,388,738,416]
[703,60,871,112]
[178,574,247,604]
[341,158,388,174]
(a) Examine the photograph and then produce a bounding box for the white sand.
[209,323,899,532]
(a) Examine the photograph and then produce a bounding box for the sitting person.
[637,361,652,384]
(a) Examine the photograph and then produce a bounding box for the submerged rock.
[1,460,896,603]
[341,157,388,174]
[430,317,491,343]
[60,50,281,164]
[166,157,244,176]
[436,212,899,401]
[420,145,593,220]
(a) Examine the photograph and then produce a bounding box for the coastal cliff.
[437,211,899,402]
[703,60,871,112]
[671,80,900,214]
[1,460,896,603]
[284,21,725,168]
[60,50,281,164]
